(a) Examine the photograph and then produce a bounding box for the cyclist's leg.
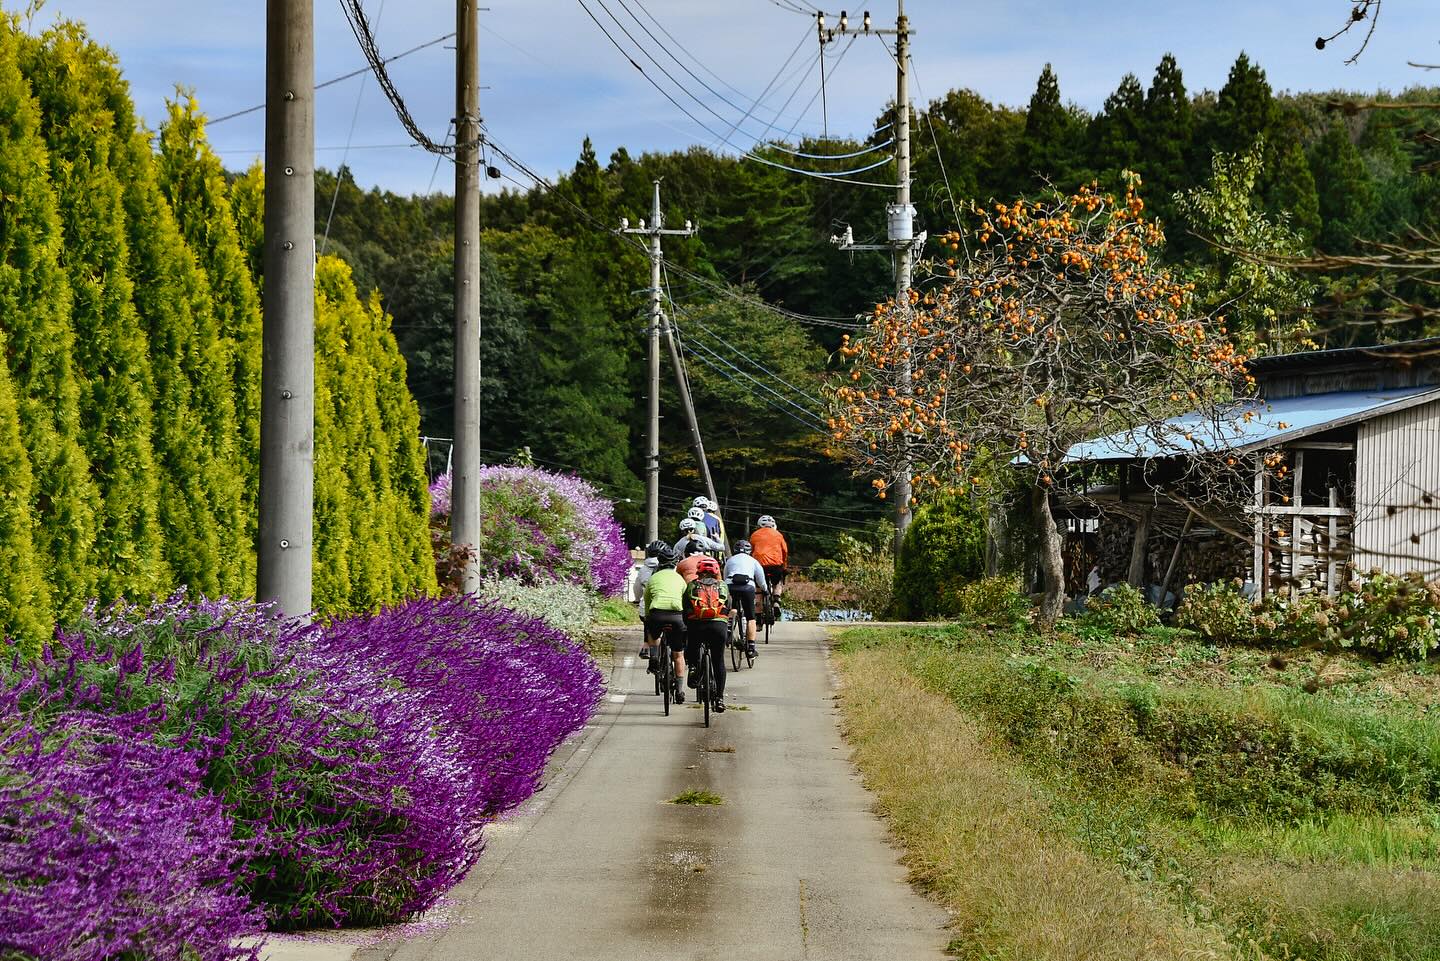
[701,620,727,702]
[736,585,757,649]
[684,625,701,688]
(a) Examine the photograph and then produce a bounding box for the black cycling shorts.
[762,564,787,587]
[729,581,756,623]
[645,610,687,651]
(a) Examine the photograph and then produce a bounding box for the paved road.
[358,622,950,961]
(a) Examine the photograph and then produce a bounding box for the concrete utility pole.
[892,0,915,557]
[621,181,697,543]
[257,0,316,618]
[661,316,720,515]
[828,2,922,557]
[451,0,483,594]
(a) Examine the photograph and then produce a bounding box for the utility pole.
[451,0,483,594]
[828,2,922,557]
[257,0,315,618]
[661,315,719,513]
[621,181,696,543]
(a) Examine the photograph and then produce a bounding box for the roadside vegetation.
[835,605,1440,961]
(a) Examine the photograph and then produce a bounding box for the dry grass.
[837,647,1233,961]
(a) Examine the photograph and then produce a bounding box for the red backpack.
[686,578,728,621]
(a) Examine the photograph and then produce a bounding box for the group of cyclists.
[636,496,789,715]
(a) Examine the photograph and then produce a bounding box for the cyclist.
[635,539,669,669]
[683,556,731,713]
[723,540,767,658]
[676,539,708,583]
[642,545,687,704]
[749,515,789,618]
[674,515,721,559]
[694,495,726,551]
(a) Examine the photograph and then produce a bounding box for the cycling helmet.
[735,539,753,554]
[695,557,721,577]
[704,497,718,512]
[645,539,669,557]
[684,539,707,556]
[655,545,678,567]
[757,515,777,529]
[686,506,706,521]
[679,518,699,535]
[692,495,709,509]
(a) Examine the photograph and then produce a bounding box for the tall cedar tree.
[1206,53,1279,159]
[98,75,251,597]
[1139,54,1194,230]
[1089,73,1145,187]
[1012,64,1083,193]
[21,24,167,603]
[0,19,99,617]
[157,97,264,554]
[1268,137,1322,244]
[1310,119,1380,254]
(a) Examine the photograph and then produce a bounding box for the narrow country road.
[357,622,950,961]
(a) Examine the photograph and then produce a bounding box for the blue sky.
[29,1,1440,196]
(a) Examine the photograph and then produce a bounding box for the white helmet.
[692,495,709,509]
[704,497,718,512]
[758,515,777,529]
[679,518,699,534]
[686,506,705,521]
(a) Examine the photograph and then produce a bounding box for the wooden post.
[1327,485,1340,596]
[1290,450,1305,587]
[1127,507,1152,588]
[1158,511,1194,606]
[1252,460,1266,599]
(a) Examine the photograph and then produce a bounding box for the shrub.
[6,591,602,932]
[429,466,629,598]
[808,558,843,583]
[1175,580,1256,643]
[1333,570,1440,659]
[1254,589,1339,648]
[892,494,987,619]
[476,576,599,636]
[0,675,261,961]
[943,574,1030,626]
[1081,584,1159,635]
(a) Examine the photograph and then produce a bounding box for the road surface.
[357,621,950,961]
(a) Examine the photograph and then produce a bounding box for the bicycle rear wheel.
[661,644,672,716]
[730,613,742,671]
[764,595,773,644]
[700,647,711,728]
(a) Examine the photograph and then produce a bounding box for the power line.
[675,303,827,413]
[208,31,453,126]
[323,0,388,255]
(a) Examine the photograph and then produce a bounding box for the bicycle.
[653,623,682,716]
[694,632,717,728]
[728,606,755,671]
[759,590,777,645]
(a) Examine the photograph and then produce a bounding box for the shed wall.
[1354,398,1440,577]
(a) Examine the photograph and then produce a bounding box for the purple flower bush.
[0,590,603,948]
[0,672,262,961]
[429,465,629,598]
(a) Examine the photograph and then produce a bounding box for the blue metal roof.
[1065,386,1440,463]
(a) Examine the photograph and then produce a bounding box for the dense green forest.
[313,51,1439,551]
[0,17,433,648]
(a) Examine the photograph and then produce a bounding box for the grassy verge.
[593,597,638,628]
[834,624,1440,961]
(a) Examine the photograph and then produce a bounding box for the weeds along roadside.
[833,624,1440,961]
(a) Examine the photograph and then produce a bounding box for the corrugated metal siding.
[1354,399,1440,577]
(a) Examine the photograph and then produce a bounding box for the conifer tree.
[97,84,250,597]
[0,18,99,618]
[1139,54,1194,228]
[1310,120,1379,253]
[19,24,170,605]
[1089,73,1145,186]
[1268,136,1322,245]
[0,329,52,653]
[1206,53,1278,159]
[158,97,264,562]
[1012,64,1083,193]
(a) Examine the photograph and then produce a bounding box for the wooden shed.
[1063,339,1440,600]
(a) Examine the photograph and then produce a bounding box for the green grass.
[669,789,724,806]
[593,597,638,627]
[834,623,1440,961]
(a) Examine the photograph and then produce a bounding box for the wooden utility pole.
[257,0,315,618]
[621,181,696,543]
[451,0,483,593]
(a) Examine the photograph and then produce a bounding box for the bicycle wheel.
[653,648,661,696]
[764,596,773,644]
[700,646,711,728]
[661,644,672,716]
[730,613,742,671]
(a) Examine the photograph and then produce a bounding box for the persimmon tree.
[831,178,1249,627]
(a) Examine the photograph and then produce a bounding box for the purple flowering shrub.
[1,590,602,937]
[0,673,262,961]
[429,466,629,598]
